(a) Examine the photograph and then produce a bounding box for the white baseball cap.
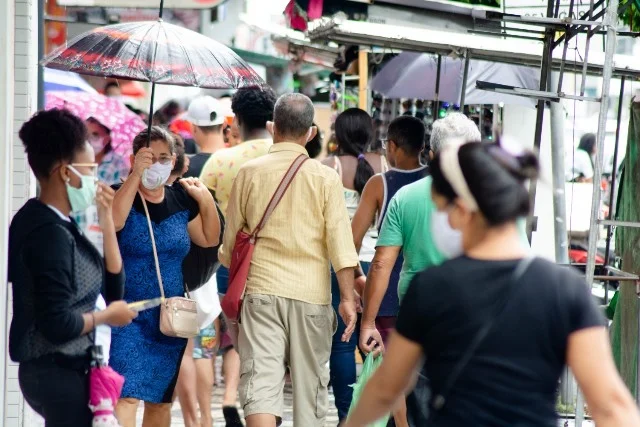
[186,96,226,127]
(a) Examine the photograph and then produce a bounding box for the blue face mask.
[66,166,97,213]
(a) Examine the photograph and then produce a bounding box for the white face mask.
[142,162,173,190]
[431,210,463,259]
[89,136,106,153]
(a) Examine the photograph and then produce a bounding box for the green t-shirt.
[377,176,530,301]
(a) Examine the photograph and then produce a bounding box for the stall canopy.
[371,52,539,106]
[308,18,640,78]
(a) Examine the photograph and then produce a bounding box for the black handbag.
[182,190,225,292]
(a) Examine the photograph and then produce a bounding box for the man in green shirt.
[360,113,529,426]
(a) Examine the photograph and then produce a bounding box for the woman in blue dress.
[110,127,220,427]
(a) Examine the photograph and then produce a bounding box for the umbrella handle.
[146,82,156,148]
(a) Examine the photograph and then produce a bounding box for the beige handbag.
[140,193,199,339]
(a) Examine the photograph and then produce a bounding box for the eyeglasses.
[69,163,99,181]
[154,156,173,165]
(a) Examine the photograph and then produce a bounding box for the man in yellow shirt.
[219,93,358,427]
[199,87,276,427]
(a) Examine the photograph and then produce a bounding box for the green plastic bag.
[348,353,391,427]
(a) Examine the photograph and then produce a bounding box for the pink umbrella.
[45,91,145,159]
[88,346,125,426]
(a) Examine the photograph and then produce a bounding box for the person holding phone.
[8,109,138,427]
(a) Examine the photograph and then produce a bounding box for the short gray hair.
[273,93,315,138]
[430,112,481,154]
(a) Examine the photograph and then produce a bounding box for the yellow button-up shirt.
[219,142,359,305]
[199,138,272,216]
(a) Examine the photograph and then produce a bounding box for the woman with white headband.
[343,141,639,427]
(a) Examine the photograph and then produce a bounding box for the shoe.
[223,406,243,427]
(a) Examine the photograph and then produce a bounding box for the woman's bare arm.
[568,326,640,427]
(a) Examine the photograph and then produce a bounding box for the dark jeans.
[216,265,229,294]
[330,262,369,422]
[19,354,92,427]
[406,364,431,427]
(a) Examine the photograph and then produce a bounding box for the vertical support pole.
[460,51,470,108]
[549,72,570,266]
[37,0,44,111]
[358,49,368,111]
[526,0,555,243]
[604,76,625,304]
[433,55,442,121]
[579,0,618,422]
[550,72,576,407]
[341,73,346,112]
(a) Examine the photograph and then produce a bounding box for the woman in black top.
[8,109,138,427]
[344,141,640,427]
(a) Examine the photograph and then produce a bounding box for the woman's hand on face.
[96,183,115,229]
[132,147,154,178]
[180,177,213,205]
[103,300,138,327]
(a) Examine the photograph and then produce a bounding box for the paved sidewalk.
[135,356,340,426]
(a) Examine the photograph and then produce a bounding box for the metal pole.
[549,72,570,266]
[460,51,470,107]
[433,55,442,121]
[37,0,45,111]
[550,72,576,406]
[603,76,626,304]
[526,0,555,242]
[578,0,619,422]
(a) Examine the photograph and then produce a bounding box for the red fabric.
[221,230,255,321]
[285,1,308,31]
[307,0,324,20]
[569,249,605,264]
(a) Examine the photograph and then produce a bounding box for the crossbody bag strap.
[139,192,169,300]
[431,256,535,412]
[251,154,308,239]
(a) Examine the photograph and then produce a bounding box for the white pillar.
[0,0,14,422]
[4,0,39,425]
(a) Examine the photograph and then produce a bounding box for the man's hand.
[338,299,357,342]
[360,325,385,356]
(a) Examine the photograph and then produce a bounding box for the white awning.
[307,18,640,78]
[240,14,339,69]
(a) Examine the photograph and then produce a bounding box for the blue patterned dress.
[109,183,199,403]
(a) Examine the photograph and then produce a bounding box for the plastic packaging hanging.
[348,353,391,427]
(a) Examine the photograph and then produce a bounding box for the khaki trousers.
[237,294,337,426]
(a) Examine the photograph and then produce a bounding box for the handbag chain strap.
[431,256,534,413]
[139,191,191,300]
[250,154,308,241]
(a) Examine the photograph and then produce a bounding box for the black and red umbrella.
[41,1,264,139]
[42,20,263,89]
